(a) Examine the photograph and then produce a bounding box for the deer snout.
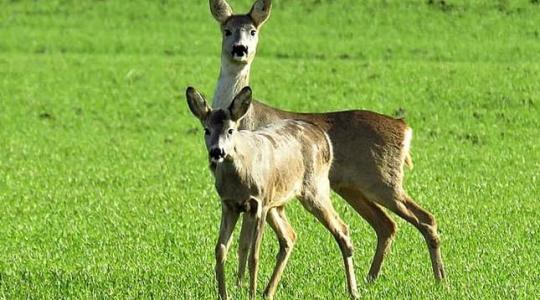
[209,147,226,161]
[232,44,248,57]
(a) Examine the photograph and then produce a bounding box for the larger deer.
[207,0,445,293]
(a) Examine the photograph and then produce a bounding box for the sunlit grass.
[0,0,538,298]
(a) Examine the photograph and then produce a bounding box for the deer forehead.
[207,109,232,129]
[222,15,256,30]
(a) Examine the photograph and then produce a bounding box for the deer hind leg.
[237,207,297,293]
[299,186,359,299]
[401,194,445,280]
[336,187,397,281]
[263,207,297,300]
[367,186,445,280]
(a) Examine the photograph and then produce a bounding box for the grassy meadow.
[0,0,539,298]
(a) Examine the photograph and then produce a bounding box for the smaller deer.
[186,86,359,300]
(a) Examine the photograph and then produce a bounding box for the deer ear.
[186,87,211,121]
[229,87,252,121]
[249,0,271,27]
[209,0,233,24]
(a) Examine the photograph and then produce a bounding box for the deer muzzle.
[232,44,248,57]
[209,147,226,162]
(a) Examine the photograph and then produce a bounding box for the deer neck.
[214,132,257,182]
[212,57,252,110]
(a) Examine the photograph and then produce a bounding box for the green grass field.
[1,0,539,298]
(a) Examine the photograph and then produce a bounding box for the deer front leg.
[245,198,267,299]
[215,203,240,300]
[237,213,255,288]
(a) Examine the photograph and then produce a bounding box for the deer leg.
[299,191,359,299]
[237,213,255,288]
[263,207,297,300]
[400,194,445,280]
[245,198,267,299]
[368,188,445,280]
[336,187,397,281]
[215,204,240,300]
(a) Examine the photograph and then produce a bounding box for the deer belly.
[263,173,303,208]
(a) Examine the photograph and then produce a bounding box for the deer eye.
[228,128,234,135]
[250,30,256,36]
[204,128,210,135]
[224,29,232,37]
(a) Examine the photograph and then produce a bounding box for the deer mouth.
[210,157,225,164]
[231,45,248,59]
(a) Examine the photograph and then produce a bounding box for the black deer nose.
[209,148,225,160]
[232,44,248,57]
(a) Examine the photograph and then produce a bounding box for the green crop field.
[0,0,539,298]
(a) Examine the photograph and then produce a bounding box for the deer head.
[210,0,272,64]
[187,86,252,163]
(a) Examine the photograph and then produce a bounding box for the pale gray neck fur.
[214,132,262,184]
[212,56,251,109]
